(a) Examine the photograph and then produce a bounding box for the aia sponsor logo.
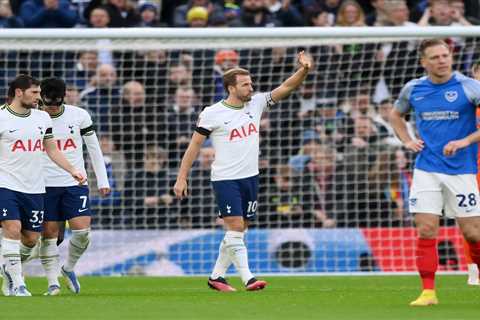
[229,123,258,141]
[11,138,77,152]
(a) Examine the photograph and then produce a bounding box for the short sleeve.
[394,80,416,114]
[195,109,216,136]
[461,77,480,106]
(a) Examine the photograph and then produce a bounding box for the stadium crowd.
[1,0,480,230]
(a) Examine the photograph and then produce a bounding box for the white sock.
[40,238,60,287]
[0,229,3,265]
[468,263,479,281]
[210,237,232,279]
[19,243,33,263]
[1,238,24,287]
[64,228,90,272]
[223,231,253,285]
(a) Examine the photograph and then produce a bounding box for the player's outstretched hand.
[443,138,470,156]
[72,171,87,185]
[404,139,424,152]
[99,187,111,197]
[298,51,312,71]
[174,179,188,200]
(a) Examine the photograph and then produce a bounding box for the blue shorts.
[211,175,259,220]
[44,186,91,222]
[0,187,45,232]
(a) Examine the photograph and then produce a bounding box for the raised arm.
[173,131,207,199]
[271,51,312,103]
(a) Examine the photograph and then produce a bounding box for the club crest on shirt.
[444,91,458,103]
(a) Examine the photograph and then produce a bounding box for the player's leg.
[463,236,479,285]
[408,170,442,306]
[457,216,480,285]
[61,186,92,294]
[40,221,61,295]
[1,220,23,296]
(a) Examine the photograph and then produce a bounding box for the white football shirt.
[0,105,53,193]
[196,92,275,181]
[42,104,95,187]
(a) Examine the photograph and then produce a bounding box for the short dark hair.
[40,77,66,106]
[223,68,250,93]
[8,74,40,99]
[418,39,450,57]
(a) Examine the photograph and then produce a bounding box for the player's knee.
[71,228,90,248]
[21,237,38,248]
[416,223,438,239]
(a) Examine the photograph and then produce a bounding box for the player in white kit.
[0,75,86,296]
[38,78,110,295]
[174,51,312,291]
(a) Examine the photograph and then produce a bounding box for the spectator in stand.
[19,0,78,28]
[65,51,99,92]
[167,86,200,169]
[306,7,331,27]
[88,6,110,28]
[64,84,81,106]
[449,0,479,25]
[239,0,279,27]
[124,145,174,229]
[85,0,140,28]
[213,49,239,102]
[110,81,162,169]
[174,0,223,27]
[335,0,367,26]
[417,0,471,26]
[80,64,121,132]
[138,1,162,27]
[0,0,23,28]
[265,0,304,26]
[366,0,389,26]
[166,63,193,103]
[186,6,209,27]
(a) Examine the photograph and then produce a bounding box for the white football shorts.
[409,169,480,218]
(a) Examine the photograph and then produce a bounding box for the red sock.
[416,238,438,290]
[468,241,480,267]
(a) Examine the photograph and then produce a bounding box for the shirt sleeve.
[394,80,416,114]
[79,109,95,136]
[461,77,480,106]
[44,114,54,139]
[195,109,216,137]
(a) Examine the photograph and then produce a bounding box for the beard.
[21,100,38,109]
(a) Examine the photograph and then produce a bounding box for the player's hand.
[99,187,111,197]
[72,171,87,185]
[298,51,312,71]
[173,179,188,200]
[404,139,424,152]
[443,138,470,156]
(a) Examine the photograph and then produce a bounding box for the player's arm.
[173,131,207,200]
[443,128,480,156]
[389,109,423,152]
[82,128,111,197]
[44,135,87,184]
[270,51,312,103]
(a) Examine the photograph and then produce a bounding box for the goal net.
[3,27,479,276]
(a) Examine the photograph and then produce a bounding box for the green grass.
[1,276,479,320]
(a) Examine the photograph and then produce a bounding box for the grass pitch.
[1,275,479,320]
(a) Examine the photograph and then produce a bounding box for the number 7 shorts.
[409,169,480,217]
[44,186,91,222]
[212,175,259,221]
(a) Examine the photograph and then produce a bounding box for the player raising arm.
[389,39,480,306]
[174,51,312,292]
[0,75,86,296]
